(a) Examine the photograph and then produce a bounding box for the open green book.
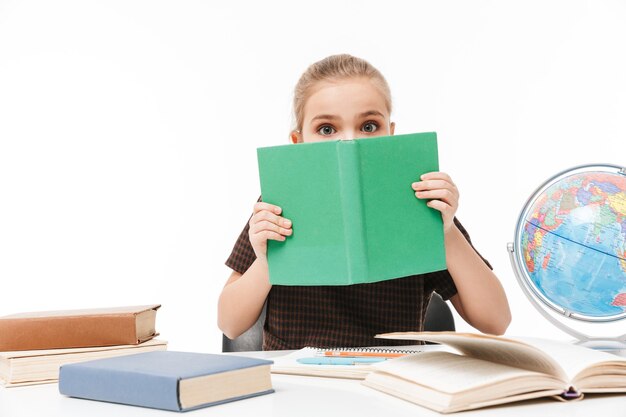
[256,132,446,286]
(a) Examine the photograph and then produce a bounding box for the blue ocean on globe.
[520,171,626,318]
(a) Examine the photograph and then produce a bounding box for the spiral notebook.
[271,345,448,380]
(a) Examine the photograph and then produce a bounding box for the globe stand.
[508,242,626,351]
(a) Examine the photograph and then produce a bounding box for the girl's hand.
[249,202,293,260]
[412,172,459,234]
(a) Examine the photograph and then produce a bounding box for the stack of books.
[0,304,167,387]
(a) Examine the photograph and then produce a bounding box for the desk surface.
[2,349,626,417]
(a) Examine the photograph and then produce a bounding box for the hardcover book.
[59,351,274,412]
[0,339,168,387]
[257,132,446,286]
[363,332,626,413]
[0,304,160,351]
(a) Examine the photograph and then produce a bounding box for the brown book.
[0,304,160,351]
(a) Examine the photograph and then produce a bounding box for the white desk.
[2,349,626,417]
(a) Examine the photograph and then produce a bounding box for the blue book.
[59,351,274,412]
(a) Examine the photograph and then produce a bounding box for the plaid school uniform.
[225,199,491,350]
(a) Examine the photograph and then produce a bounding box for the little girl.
[218,54,511,350]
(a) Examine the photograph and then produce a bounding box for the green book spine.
[336,140,368,284]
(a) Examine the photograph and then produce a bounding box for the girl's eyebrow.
[310,114,339,122]
[310,110,384,123]
[359,110,385,118]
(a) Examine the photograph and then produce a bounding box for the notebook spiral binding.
[310,346,418,354]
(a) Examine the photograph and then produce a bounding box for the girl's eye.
[362,122,378,133]
[318,125,336,136]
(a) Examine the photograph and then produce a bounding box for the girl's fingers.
[250,220,293,236]
[426,200,454,231]
[411,179,457,193]
[427,199,453,214]
[254,230,287,242]
[250,210,292,229]
[253,201,282,215]
[420,171,454,184]
[414,189,458,207]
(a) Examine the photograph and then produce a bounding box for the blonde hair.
[292,54,392,132]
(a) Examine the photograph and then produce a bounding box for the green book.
[256,132,446,286]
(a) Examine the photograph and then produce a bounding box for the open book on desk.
[271,345,448,380]
[362,332,626,413]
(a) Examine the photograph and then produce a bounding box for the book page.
[378,332,626,384]
[364,370,564,414]
[511,336,626,384]
[0,338,167,359]
[370,351,562,393]
[377,332,568,381]
[1,340,168,387]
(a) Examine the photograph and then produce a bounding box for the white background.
[1,0,624,352]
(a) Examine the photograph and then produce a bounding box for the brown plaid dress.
[226,202,492,350]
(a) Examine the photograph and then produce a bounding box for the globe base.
[573,338,626,353]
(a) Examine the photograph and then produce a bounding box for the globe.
[508,164,626,341]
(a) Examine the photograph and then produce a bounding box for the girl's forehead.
[304,78,389,119]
